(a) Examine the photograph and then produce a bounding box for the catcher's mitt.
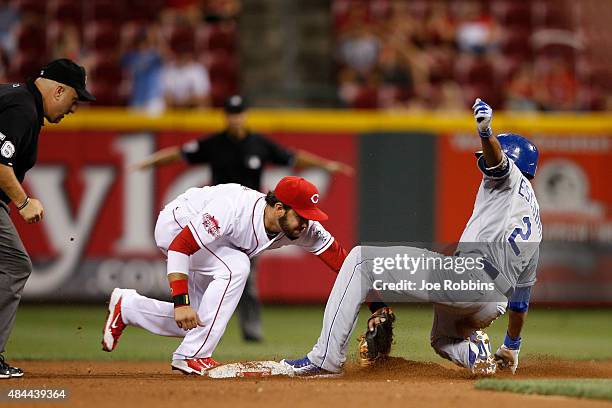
[357,307,395,366]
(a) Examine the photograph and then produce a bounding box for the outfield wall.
[16,110,612,303]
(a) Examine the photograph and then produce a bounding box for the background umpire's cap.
[39,58,96,102]
[224,95,247,114]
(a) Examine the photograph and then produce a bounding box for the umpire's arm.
[0,165,44,223]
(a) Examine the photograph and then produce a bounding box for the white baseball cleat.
[101,288,135,352]
[469,331,497,376]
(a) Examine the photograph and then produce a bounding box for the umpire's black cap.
[39,58,96,102]
[224,95,247,114]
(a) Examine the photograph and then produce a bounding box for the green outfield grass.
[5,304,612,362]
[476,379,612,401]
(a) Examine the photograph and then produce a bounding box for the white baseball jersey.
[164,183,334,263]
[122,183,338,361]
[458,155,542,288]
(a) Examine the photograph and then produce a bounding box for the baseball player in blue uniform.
[282,98,542,376]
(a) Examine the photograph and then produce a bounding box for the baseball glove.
[357,307,395,366]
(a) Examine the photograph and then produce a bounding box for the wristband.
[172,293,190,308]
[170,279,189,308]
[17,196,30,211]
[479,127,492,138]
[504,332,522,350]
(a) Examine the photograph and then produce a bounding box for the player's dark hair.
[265,191,291,210]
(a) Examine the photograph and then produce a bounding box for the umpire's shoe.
[0,355,24,379]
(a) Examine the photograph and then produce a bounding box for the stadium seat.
[499,29,532,61]
[455,57,496,87]
[206,23,237,52]
[88,82,122,106]
[492,1,532,29]
[207,50,238,84]
[123,0,166,23]
[87,0,124,24]
[351,86,379,109]
[84,23,121,55]
[210,81,233,107]
[14,23,47,54]
[48,0,82,25]
[12,0,46,19]
[7,52,45,82]
[167,27,196,53]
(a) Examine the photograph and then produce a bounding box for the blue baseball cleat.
[280,357,342,378]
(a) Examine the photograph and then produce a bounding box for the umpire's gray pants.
[236,260,262,340]
[0,203,33,353]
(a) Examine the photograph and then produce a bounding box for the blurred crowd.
[0,0,240,112]
[1,0,609,112]
[334,0,610,111]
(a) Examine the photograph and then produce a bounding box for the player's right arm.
[0,107,44,223]
[133,146,182,170]
[133,137,213,171]
[167,227,204,330]
[472,98,514,180]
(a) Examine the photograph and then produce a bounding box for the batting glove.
[494,333,521,374]
[472,98,493,138]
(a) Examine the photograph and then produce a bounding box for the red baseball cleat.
[101,288,134,352]
[171,358,221,376]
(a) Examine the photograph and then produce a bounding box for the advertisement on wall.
[15,130,357,302]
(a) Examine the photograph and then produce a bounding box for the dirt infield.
[5,358,612,408]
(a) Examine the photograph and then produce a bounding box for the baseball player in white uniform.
[282,98,542,376]
[101,176,354,375]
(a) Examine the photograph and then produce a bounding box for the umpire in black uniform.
[135,95,352,342]
[0,59,95,378]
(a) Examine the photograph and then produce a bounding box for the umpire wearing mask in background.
[0,58,95,378]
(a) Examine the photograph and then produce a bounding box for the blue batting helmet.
[475,133,539,179]
[497,133,539,179]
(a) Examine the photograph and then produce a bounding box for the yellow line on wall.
[45,108,612,135]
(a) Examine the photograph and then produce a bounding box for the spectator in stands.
[162,42,211,109]
[504,64,538,111]
[161,0,204,27]
[205,0,241,22]
[0,2,18,56]
[51,25,81,62]
[337,25,381,76]
[454,1,499,55]
[533,56,578,111]
[377,45,414,109]
[122,27,164,114]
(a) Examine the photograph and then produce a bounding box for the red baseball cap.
[274,176,328,221]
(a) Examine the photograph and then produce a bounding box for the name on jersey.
[202,213,221,238]
[518,179,542,236]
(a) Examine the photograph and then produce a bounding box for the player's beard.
[279,213,302,240]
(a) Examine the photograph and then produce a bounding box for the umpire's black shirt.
[181,130,295,191]
[0,80,44,205]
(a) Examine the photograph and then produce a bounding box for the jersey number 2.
[508,216,531,256]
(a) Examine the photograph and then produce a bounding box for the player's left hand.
[472,98,493,138]
[495,343,520,374]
